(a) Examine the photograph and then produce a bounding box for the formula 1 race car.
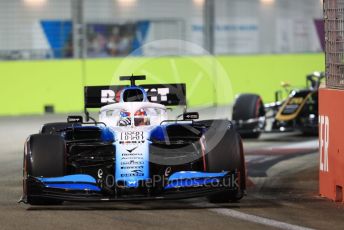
[21,75,246,205]
[232,72,324,138]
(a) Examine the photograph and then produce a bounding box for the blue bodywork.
[34,118,232,193]
[35,171,229,192]
[35,119,230,191]
[38,174,96,183]
[37,174,101,192]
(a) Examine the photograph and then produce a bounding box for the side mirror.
[183,112,199,120]
[67,116,83,123]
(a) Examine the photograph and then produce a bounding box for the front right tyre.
[203,120,246,203]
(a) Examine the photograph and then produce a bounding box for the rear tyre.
[204,121,246,203]
[24,134,65,205]
[232,94,265,139]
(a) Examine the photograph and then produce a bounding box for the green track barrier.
[217,54,325,103]
[0,60,83,116]
[0,54,324,116]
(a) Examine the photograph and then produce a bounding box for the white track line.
[192,202,314,230]
[210,208,314,230]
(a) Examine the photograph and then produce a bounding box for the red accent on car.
[135,109,147,116]
[200,136,207,171]
[255,97,261,117]
[115,90,122,102]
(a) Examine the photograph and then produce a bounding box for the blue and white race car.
[21,75,246,205]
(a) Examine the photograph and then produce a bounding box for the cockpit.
[118,108,150,127]
[121,88,146,103]
[98,78,168,127]
[99,103,168,127]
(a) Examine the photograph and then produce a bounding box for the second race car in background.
[232,72,324,138]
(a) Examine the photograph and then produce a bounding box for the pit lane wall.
[319,88,344,202]
[0,53,324,115]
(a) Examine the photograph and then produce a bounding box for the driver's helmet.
[134,109,150,126]
[118,110,131,126]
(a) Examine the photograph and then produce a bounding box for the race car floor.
[1,114,344,230]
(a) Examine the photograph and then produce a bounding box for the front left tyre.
[23,134,66,205]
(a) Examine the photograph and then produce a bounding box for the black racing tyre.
[24,134,65,205]
[232,94,265,139]
[40,122,72,134]
[203,120,246,203]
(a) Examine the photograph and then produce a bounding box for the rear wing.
[84,83,186,108]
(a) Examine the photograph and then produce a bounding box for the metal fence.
[324,0,344,88]
[0,0,324,61]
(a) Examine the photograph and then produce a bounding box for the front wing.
[22,171,239,203]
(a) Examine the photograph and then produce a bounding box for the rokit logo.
[100,87,170,103]
[319,115,329,172]
[85,84,186,107]
[146,87,169,102]
[101,90,116,103]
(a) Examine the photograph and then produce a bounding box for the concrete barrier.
[319,88,344,202]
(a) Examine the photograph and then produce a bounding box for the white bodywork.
[98,101,169,186]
